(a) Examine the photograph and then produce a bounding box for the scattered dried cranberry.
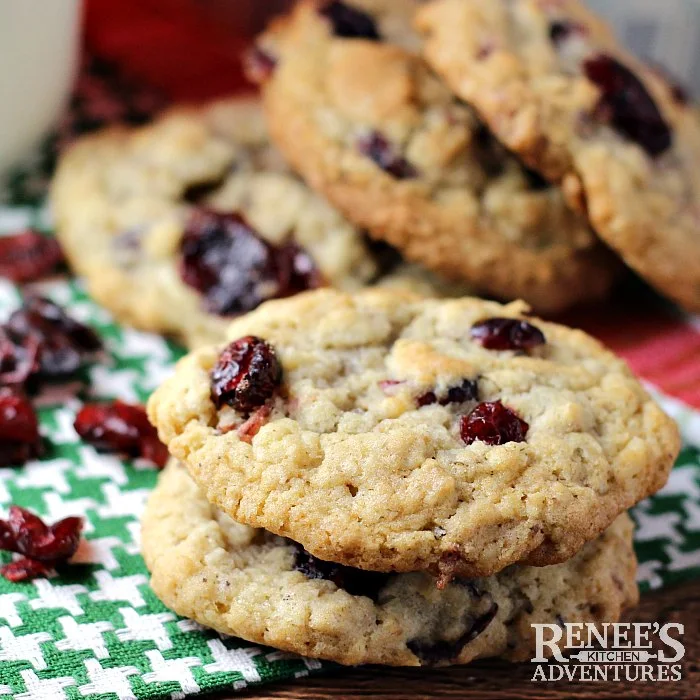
[584,54,672,157]
[74,401,168,467]
[460,401,529,446]
[1,557,53,583]
[408,598,499,664]
[292,543,389,599]
[180,209,323,316]
[0,327,40,385]
[0,387,44,468]
[243,45,278,84]
[319,1,380,40]
[0,231,64,284]
[470,317,546,351]
[7,296,102,379]
[6,507,83,562]
[0,506,83,582]
[0,520,15,550]
[417,379,479,408]
[357,132,418,180]
[211,336,282,414]
[548,20,587,46]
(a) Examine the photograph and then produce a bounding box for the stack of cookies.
[143,290,679,665]
[51,0,690,667]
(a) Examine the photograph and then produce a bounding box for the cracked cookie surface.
[416,0,700,313]
[142,461,638,666]
[252,0,618,314]
[148,288,679,577]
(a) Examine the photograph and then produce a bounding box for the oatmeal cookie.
[142,461,638,666]
[416,0,700,313]
[148,289,679,577]
[251,0,618,314]
[51,98,378,348]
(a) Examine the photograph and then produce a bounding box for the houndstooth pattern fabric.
[0,59,698,700]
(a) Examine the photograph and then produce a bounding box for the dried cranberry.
[470,318,546,351]
[243,45,278,84]
[0,520,15,550]
[418,379,479,408]
[460,401,529,446]
[0,327,41,385]
[0,231,64,284]
[417,391,438,407]
[408,598,499,664]
[357,132,418,180]
[276,241,326,296]
[319,1,380,40]
[0,387,44,468]
[7,296,102,379]
[292,543,389,600]
[0,506,83,582]
[6,507,83,562]
[180,210,323,316]
[1,557,53,583]
[584,54,672,157]
[548,20,587,46]
[211,336,282,414]
[443,380,479,404]
[237,405,273,444]
[139,436,170,468]
[74,401,168,467]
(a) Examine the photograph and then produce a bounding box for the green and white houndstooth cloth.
[0,211,698,700]
[0,72,699,696]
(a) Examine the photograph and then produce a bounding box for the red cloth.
[83,0,700,409]
[84,0,253,102]
[564,301,700,408]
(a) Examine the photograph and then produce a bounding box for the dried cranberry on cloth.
[0,57,323,698]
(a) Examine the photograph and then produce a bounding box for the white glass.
[0,0,81,172]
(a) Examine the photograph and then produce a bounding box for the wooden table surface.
[208,579,699,700]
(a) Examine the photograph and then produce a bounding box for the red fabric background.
[84,0,253,102]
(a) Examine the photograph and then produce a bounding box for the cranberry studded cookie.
[250,0,619,315]
[416,0,700,313]
[142,461,639,666]
[51,98,378,348]
[148,289,679,578]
